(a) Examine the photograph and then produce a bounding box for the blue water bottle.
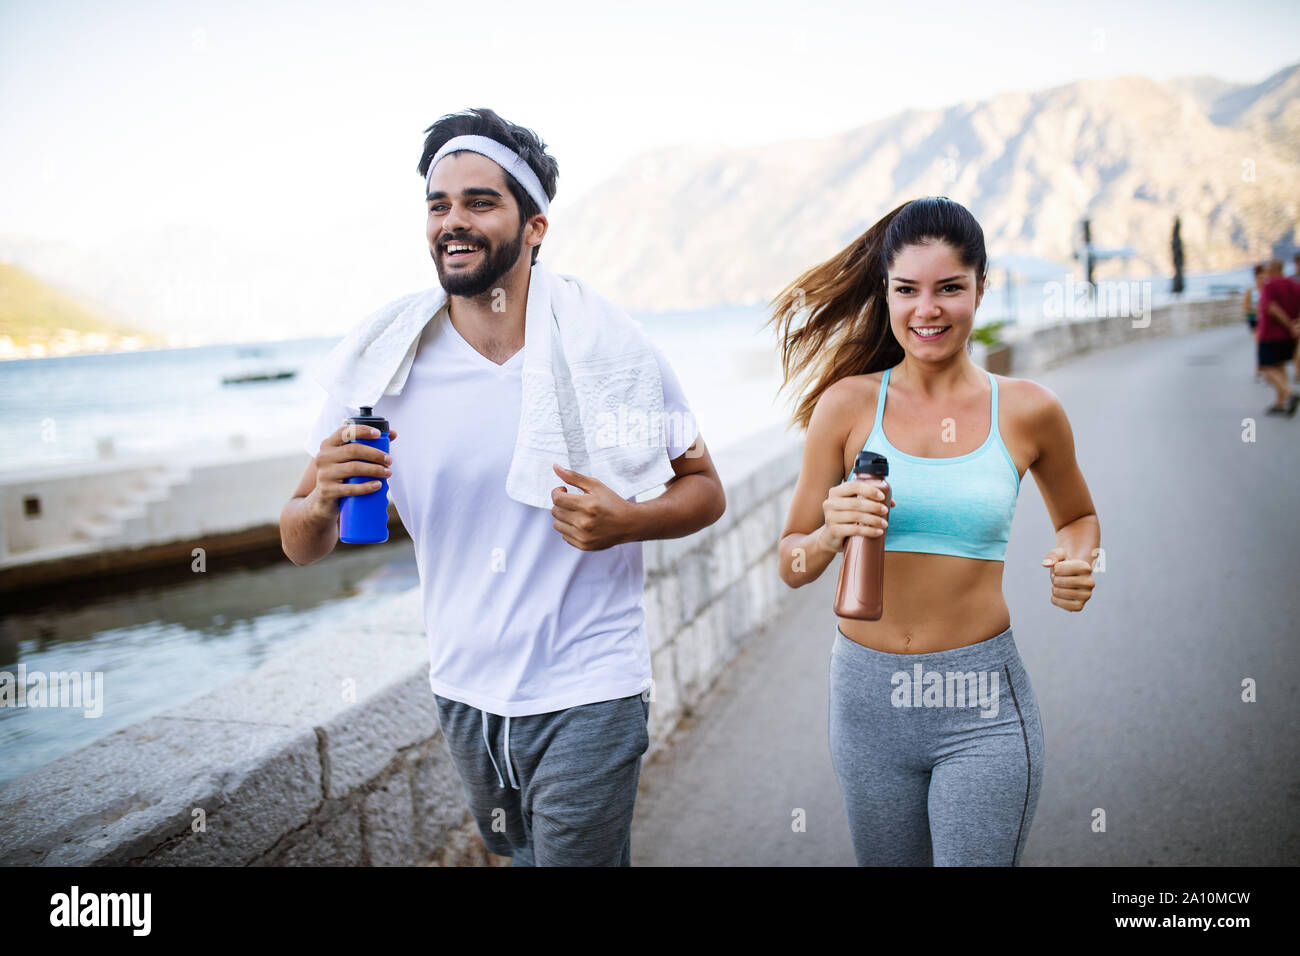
[339,405,391,544]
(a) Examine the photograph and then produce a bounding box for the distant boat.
[221,368,297,385]
[1087,245,1139,261]
[222,343,297,384]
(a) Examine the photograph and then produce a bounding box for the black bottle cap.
[348,405,389,434]
[853,450,888,477]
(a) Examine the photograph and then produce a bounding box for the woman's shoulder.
[818,370,884,407]
[838,368,887,386]
[990,371,1045,402]
[807,372,885,443]
[993,374,1067,431]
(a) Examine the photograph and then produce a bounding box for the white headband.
[426,134,550,215]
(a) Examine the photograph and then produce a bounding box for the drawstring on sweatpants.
[481,710,520,790]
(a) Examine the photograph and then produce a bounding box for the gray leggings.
[829,624,1044,866]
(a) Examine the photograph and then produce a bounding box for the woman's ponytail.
[766,201,910,431]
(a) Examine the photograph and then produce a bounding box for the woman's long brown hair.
[764,196,987,431]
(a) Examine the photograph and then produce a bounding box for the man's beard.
[433,225,525,298]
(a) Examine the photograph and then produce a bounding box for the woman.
[770,197,1100,866]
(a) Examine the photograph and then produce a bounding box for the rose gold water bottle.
[833,451,890,621]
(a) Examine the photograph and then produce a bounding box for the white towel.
[308,260,678,509]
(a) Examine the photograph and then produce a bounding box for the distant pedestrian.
[1291,252,1300,381]
[1245,264,1264,380]
[1256,258,1300,416]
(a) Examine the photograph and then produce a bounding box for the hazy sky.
[1,0,1296,340]
[4,0,1297,241]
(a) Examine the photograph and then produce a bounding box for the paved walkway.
[632,324,1300,865]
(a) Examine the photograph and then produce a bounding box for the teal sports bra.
[848,365,1021,562]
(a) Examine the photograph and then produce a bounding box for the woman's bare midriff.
[833,368,1032,654]
[836,552,1011,653]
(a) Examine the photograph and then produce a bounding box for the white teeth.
[446,243,479,253]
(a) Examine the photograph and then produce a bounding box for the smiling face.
[884,240,984,356]
[425,150,541,297]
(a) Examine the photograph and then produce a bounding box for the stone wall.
[0,422,805,866]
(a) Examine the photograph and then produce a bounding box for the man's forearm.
[622,475,724,543]
[1266,302,1297,331]
[281,492,340,565]
[1055,513,1100,565]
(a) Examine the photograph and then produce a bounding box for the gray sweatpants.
[432,692,650,866]
[829,623,1045,866]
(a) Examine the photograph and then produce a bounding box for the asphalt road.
[631,323,1300,866]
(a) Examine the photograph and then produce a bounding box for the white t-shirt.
[304,304,698,717]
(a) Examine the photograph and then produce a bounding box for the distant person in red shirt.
[1291,251,1300,381]
[1257,258,1300,416]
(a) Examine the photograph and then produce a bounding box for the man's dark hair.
[417,108,559,265]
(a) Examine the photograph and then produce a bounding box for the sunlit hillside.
[0,262,163,359]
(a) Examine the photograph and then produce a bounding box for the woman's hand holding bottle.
[818,479,895,553]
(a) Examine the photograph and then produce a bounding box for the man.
[1256,258,1300,416]
[280,108,726,865]
[1291,252,1300,382]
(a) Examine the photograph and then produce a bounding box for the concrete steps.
[72,465,194,549]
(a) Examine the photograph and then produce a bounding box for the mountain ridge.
[2,62,1296,335]
[541,62,1299,312]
